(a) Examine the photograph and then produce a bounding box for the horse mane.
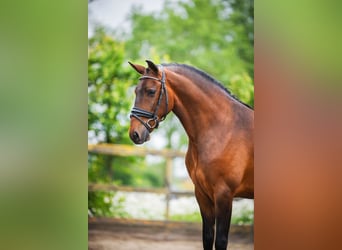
[162,63,253,110]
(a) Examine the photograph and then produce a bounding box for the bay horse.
[128,60,254,250]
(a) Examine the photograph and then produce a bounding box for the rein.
[130,65,169,132]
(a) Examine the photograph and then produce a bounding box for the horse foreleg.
[214,189,233,250]
[195,188,215,250]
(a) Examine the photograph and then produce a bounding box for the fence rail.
[88,183,194,196]
[88,143,185,158]
[88,143,192,220]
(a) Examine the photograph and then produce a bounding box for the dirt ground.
[89,218,253,250]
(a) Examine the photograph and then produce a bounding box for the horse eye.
[146,89,156,96]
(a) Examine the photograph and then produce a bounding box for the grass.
[231,209,254,225]
[170,212,202,222]
[170,210,254,225]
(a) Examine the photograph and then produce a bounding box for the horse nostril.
[133,131,140,141]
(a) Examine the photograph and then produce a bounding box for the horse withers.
[128,60,254,250]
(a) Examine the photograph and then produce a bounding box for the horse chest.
[185,153,215,198]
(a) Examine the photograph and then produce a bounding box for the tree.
[88,28,134,145]
[88,29,167,215]
[126,0,254,107]
[88,27,136,182]
[88,28,136,216]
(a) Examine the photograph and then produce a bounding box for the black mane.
[162,63,253,110]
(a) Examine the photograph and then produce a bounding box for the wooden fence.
[88,143,193,220]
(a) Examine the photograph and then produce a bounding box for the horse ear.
[145,60,159,74]
[128,61,145,75]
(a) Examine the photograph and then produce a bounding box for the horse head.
[128,60,173,144]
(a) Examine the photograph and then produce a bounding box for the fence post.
[165,157,173,221]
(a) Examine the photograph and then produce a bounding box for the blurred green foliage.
[88,28,136,213]
[88,27,135,144]
[170,211,202,222]
[88,191,129,217]
[170,209,254,224]
[88,29,167,215]
[231,209,254,225]
[126,0,254,106]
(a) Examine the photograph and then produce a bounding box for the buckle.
[146,117,159,129]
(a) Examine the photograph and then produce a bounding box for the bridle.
[130,65,169,132]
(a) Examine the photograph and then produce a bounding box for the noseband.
[130,65,169,132]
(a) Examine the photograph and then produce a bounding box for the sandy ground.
[89,218,253,250]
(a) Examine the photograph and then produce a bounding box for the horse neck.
[166,68,236,143]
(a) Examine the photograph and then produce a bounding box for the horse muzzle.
[129,124,151,145]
